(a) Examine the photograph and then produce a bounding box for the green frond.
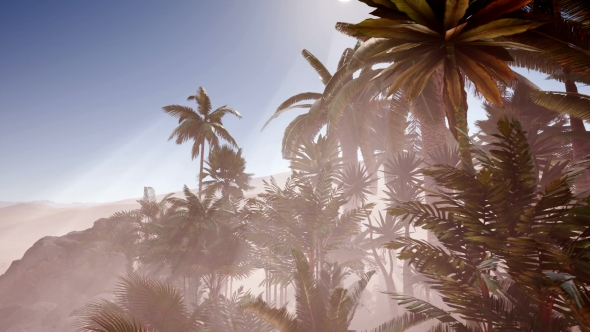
[161,105,199,124]
[210,106,242,120]
[115,273,190,331]
[389,0,437,28]
[291,249,324,332]
[281,100,326,159]
[188,86,213,116]
[89,312,153,332]
[302,49,332,86]
[347,38,410,72]
[386,292,460,325]
[263,92,322,131]
[241,298,300,332]
[506,31,590,82]
[531,91,590,121]
[365,312,430,332]
[327,70,379,134]
[467,0,537,27]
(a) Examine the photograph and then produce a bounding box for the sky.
[1,1,589,203]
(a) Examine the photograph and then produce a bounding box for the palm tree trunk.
[369,218,398,317]
[412,76,448,248]
[445,48,473,170]
[402,224,414,297]
[199,142,205,195]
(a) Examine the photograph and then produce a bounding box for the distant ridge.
[0,201,98,209]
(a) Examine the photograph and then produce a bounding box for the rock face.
[0,219,127,332]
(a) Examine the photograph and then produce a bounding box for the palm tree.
[128,185,253,307]
[243,250,366,332]
[263,47,364,166]
[246,135,375,280]
[386,117,590,330]
[163,87,242,194]
[199,286,275,332]
[507,0,590,84]
[504,0,590,189]
[243,250,431,332]
[475,77,573,185]
[341,0,544,169]
[71,273,201,332]
[201,145,254,199]
[96,187,174,274]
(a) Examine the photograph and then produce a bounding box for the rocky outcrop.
[0,219,127,332]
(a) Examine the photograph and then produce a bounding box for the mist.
[3,1,590,331]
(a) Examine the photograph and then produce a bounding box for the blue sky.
[0,1,588,203]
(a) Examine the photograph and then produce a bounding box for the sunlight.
[4,1,590,331]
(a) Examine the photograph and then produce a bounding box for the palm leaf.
[457,46,515,82]
[188,87,212,116]
[457,19,545,43]
[161,105,199,124]
[386,292,460,325]
[241,298,300,332]
[456,51,503,106]
[292,249,324,332]
[302,49,332,86]
[262,92,322,131]
[327,70,379,132]
[531,91,590,121]
[365,312,430,332]
[90,312,152,332]
[507,31,590,81]
[210,106,242,120]
[467,0,533,27]
[559,0,590,29]
[444,0,469,30]
[210,122,238,148]
[348,38,413,71]
[389,0,437,28]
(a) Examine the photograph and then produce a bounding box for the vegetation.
[72,0,590,331]
[163,87,242,194]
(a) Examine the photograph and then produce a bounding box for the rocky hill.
[0,219,126,332]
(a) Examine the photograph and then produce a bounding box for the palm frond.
[531,91,590,121]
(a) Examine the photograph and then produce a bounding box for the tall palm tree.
[341,0,544,169]
[163,87,242,194]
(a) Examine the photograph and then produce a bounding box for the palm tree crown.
[163,86,242,193]
[342,0,544,168]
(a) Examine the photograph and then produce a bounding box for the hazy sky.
[1,1,588,203]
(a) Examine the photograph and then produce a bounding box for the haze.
[3,1,590,331]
